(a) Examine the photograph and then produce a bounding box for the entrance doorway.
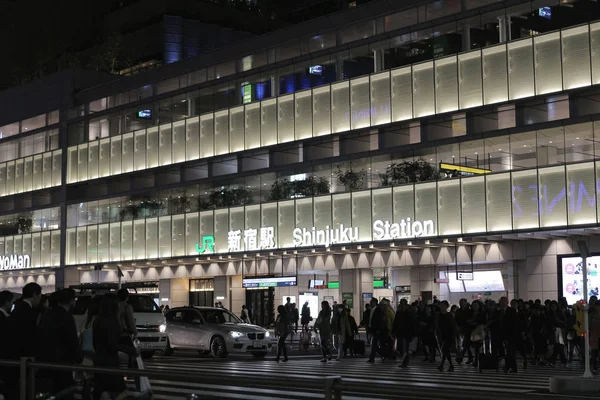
[189,279,215,307]
[246,288,274,327]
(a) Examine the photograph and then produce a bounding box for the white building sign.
[0,255,31,271]
[293,224,359,247]
[372,218,435,240]
[228,227,276,252]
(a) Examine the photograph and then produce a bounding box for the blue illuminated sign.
[137,109,152,119]
[539,7,551,19]
[309,65,323,76]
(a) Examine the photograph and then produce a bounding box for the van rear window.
[128,295,161,313]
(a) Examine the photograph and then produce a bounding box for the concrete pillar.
[231,275,244,318]
[498,17,507,43]
[537,146,558,166]
[461,23,471,52]
[214,275,229,308]
[159,279,171,307]
[170,278,189,308]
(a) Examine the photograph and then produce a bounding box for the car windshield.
[198,309,241,324]
[128,295,161,313]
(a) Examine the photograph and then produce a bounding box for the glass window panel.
[591,22,600,84]
[534,32,562,95]
[332,193,352,242]
[371,188,392,234]
[314,195,332,231]
[145,217,158,259]
[486,173,512,231]
[312,86,331,137]
[98,138,111,177]
[458,51,483,109]
[510,131,537,170]
[172,214,185,256]
[392,185,415,230]
[23,157,33,191]
[172,120,186,163]
[352,191,372,241]
[186,117,200,161]
[30,233,40,268]
[200,113,215,158]
[331,82,350,133]
[413,61,435,117]
[245,103,261,150]
[52,150,61,187]
[435,56,458,114]
[261,203,278,248]
[14,159,23,194]
[199,211,214,254]
[50,230,60,266]
[121,221,133,261]
[76,144,88,183]
[214,209,229,254]
[370,72,391,126]
[511,169,540,230]
[110,136,122,175]
[565,122,593,163]
[229,106,245,153]
[158,124,172,166]
[278,94,295,143]
[109,223,121,262]
[158,216,172,258]
[508,39,534,100]
[87,225,98,264]
[88,141,99,179]
[278,200,295,248]
[122,132,134,173]
[261,99,277,146]
[42,152,52,189]
[146,127,159,168]
[562,25,592,90]
[134,130,147,171]
[229,206,244,251]
[97,224,109,262]
[185,212,199,256]
[437,179,461,235]
[414,182,437,237]
[41,231,51,266]
[33,156,44,191]
[391,66,413,121]
[295,198,313,232]
[0,163,5,197]
[133,219,146,259]
[5,161,14,195]
[350,76,371,130]
[214,110,229,156]
[295,90,312,140]
[245,205,260,238]
[482,45,508,105]
[538,165,567,228]
[461,175,486,233]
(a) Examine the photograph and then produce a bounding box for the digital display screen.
[308,65,323,75]
[242,276,297,288]
[137,109,152,119]
[463,270,505,292]
[327,281,339,289]
[242,84,252,104]
[560,256,600,305]
[309,279,325,289]
[373,279,385,288]
[447,273,465,293]
[539,7,551,19]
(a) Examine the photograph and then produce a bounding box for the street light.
[576,240,593,379]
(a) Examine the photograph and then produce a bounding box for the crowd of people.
[361,296,600,373]
[0,282,142,400]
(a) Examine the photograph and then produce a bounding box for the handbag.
[470,325,486,343]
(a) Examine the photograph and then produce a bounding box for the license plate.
[253,342,262,348]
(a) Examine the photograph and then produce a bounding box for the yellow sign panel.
[439,163,491,175]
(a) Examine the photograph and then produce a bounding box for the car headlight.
[229,331,244,339]
[159,324,167,333]
[264,331,270,338]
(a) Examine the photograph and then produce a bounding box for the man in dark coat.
[0,290,13,397]
[5,282,42,398]
[37,288,83,398]
[393,299,416,368]
[367,298,386,363]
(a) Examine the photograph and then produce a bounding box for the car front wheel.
[210,336,228,358]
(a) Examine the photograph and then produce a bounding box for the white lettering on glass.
[227,227,276,252]
[0,255,31,271]
[292,225,359,247]
[372,219,435,240]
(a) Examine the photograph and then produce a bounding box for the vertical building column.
[170,278,189,308]
[498,16,507,43]
[214,275,229,309]
[159,279,171,307]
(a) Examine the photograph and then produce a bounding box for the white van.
[73,292,168,359]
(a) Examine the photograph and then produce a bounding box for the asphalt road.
[131,348,600,400]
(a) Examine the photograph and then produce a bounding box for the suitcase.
[353,336,366,356]
[478,353,499,372]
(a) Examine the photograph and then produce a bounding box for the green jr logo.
[196,235,215,254]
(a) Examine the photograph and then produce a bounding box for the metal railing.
[0,358,342,400]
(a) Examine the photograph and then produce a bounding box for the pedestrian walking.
[316,301,333,362]
[275,305,289,362]
[436,300,457,372]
